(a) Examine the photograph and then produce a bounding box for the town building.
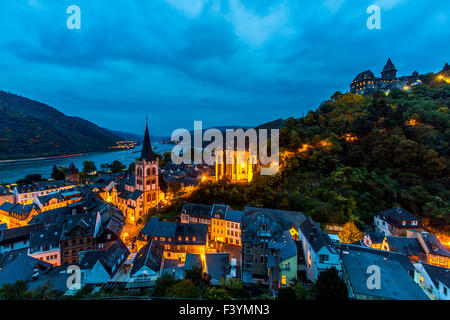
[298,217,341,282]
[180,202,243,246]
[128,240,164,285]
[78,239,129,284]
[0,253,53,288]
[0,201,40,228]
[66,163,80,184]
[241,207,306,285]
[380,235,427,263]
[59,212,96,265]
[13,180,75,205]
[205,252,230,285]
[28,224,61,266]
[0,187,13,207]
[268,230,298,291]
[34,189,83,212]
[341,244,429,300]
[350,58,421,95]
[414,262,450,300]
[138,217,208,264]
[407,230,450,268]
[374,207,422,236]
[0,223,42,254]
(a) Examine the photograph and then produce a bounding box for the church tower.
[135,121,159,214]
[381,58,397,81]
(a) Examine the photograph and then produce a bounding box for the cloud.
[0,0,448,135]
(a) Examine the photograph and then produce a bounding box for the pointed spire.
[383,58,396,72]
[140,118,154,161]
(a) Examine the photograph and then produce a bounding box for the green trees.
[51,165,65,180]
[82,160,96,174]
[313,267,348,300]
[109,160,126,173]
[185,80,449,230]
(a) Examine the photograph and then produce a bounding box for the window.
[444,286,448,296]
[281,275,287,285]
[402,221,406,226]
[319,255,329,263]
[412,221,418,226]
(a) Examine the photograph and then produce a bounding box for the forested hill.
[0,91,121,160]
[188,73,450,230]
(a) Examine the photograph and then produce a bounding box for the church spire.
[140,118,154,161]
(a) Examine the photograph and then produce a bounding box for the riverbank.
[0,143,173,184]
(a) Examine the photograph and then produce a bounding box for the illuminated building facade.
[215,149,255,183]
[0,202,39,228]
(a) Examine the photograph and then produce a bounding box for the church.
[350,58,421,95]
[109,122,163,223]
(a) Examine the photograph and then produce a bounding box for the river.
[0,143,175,184]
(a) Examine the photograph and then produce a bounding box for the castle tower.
[135,121,159,214]
[381,58,397,81]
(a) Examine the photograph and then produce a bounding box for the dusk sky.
[0,0,448,136]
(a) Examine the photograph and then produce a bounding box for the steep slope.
[0,91,121,160]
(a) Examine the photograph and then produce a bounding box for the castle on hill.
[350,58,421,95]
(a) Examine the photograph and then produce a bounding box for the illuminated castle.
[350,58,421,95]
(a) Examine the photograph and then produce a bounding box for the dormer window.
[185,236,189,241]
[402,221,406,226]
[411,221,418,226]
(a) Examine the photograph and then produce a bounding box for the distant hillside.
[0,91,121,160]
[187,73,450,231]
[105,128,144,143]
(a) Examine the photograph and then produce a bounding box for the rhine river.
[0,143,174,184]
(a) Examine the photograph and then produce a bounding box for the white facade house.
[414,262,450,300]
[298,218,341,282]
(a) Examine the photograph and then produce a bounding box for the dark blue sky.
[0,0,448,136]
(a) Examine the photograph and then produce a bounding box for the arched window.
[192,236,196,242]
[178,236,182,241]
[146,168,151,176]
[147,194,151,202]
[152,193,156,201]
[185,236,189,241]
[152,167,156,175]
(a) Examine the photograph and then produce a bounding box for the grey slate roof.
[299,217,334,252]
[181,202,213,218]
[130,240,164,276]
[0,223,42,245]
[29,224,61,251]
[184,253,202,271]
[174,223,208,245]
[205,253,229,282]
[242,207,306,244]
[0,254,53,286]
[341,244,429,300]
[269,230,297,262]
[225,210,244,223]
[79,239,129,277]
[141,217,176,238]
[385,236,426,257]
[376,207,422,229]
[421,263,450,289]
